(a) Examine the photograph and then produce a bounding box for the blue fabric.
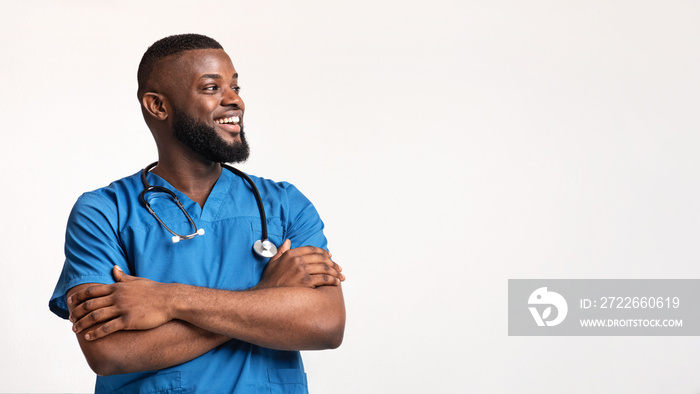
[49,168,327,393]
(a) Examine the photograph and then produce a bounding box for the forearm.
[77,319,229,376]
[69,247,347,355]
[170,283,345,351]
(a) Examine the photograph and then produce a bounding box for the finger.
[266,240,290,268]
[308,272,343,287]
[283,253,343,279]
[73,306,121,334]
[283,245,331,258]
[287,253,341,272]
[113,265,124,281]
[68,284,113,306]
[112,265,136,282]
[83,317,127,341]
[279,239,291,254]
[270,239,291,261]
[287,252,340,270]
[70,294,114,322]
[305,262,346,282]
[314,256,343,274]
[330,260,343,274]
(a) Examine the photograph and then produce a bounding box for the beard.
[172,105,250,164]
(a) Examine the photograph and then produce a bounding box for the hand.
[254,239,346,290]
[68,266,173,341]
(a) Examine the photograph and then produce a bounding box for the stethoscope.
[139,161,278,258]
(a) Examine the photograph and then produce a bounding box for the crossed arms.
[66,239,346,376]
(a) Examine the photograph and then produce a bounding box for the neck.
[151,155,222,208]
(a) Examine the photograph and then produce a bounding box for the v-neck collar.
[145,168,234,222]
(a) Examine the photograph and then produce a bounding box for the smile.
[214,116,240,125]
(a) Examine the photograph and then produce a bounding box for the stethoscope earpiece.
[171,228,205,243]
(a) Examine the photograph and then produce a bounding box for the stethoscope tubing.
[139,162,275,257]
[221,164,269,242]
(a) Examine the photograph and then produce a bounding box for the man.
[49,34,345,393]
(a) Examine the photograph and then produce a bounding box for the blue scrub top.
[49,168,327,393]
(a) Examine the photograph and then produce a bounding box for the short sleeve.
[282,184,328,251]
[49,192,127,319]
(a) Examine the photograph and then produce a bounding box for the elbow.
[85,354,123,377]
[324,314,345,349]
[79,339,128,376]
[324,327,344,350]
[310,286,345,349]
[312,310,345,350]
[89,360,118,377]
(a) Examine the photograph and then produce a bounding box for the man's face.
[171,104,249,163]
[164,48,248,163]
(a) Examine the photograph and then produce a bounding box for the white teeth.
[215,116,240,124]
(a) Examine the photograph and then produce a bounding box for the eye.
[203,85,219,92]
[232,86,241,93]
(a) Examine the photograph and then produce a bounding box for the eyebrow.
[199,73,238,80]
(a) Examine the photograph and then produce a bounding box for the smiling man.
[49,34,345,393]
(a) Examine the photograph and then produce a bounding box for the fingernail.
[72,325,77,333]
[68,295,74,305]
[85,333,92,340]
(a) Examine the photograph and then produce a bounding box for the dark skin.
[66,49,346,376]
[140,48,241,205]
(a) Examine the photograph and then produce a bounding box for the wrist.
[166,282,187,321]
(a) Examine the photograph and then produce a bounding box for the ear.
[142,92,169,121]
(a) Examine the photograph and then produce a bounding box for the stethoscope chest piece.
[254,239,277,258]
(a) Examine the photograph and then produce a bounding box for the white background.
[1,1,699,393]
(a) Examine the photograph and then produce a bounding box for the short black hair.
[137,34,223,98]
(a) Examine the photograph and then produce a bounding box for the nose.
[222,86,244,109]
